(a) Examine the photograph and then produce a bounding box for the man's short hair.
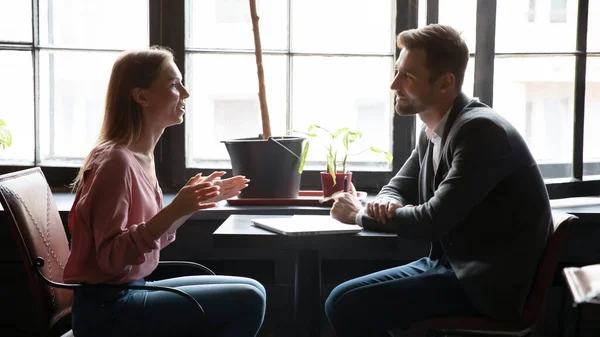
[397,24,469,90]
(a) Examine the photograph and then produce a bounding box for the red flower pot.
[320,171,352,197]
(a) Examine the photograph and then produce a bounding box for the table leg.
[559,286,567,337]
[294,250,321,337]
[573,304,582,337]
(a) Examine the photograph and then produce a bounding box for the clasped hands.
[172,171,249,216]
[330,189,405,225]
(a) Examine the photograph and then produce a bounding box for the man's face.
[390,48,438,116]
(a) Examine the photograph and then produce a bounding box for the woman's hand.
[170,174,221,217]
[193,171,249,202]
[201,171,249,202]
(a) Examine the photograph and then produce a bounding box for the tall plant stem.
[249,0,272,139]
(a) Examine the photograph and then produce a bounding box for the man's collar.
[425,105,453,141]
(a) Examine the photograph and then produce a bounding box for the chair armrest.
[33,257,206,318]
[158,260,216,276]
[33,257,84,291]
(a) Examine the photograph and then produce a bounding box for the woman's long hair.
[71,46,174,191]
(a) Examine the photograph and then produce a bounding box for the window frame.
[0,0,597,199]
[155,0,416,193]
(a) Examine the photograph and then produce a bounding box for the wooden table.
[213,214,398,337]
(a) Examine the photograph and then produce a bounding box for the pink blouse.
[63,146,176,284]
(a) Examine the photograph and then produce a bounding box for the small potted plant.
[295,125,393,197]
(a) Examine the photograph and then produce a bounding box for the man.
[326,24,553,337]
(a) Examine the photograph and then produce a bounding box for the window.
[550,0,568,23]
[528,0,537,22]
[2,0,599,198]
[416,0,596,197]
[438,0,477,53]
[496,0,577,53]
[0,0,149,169]
[523,0,569,24]
[495,0,578,179]
[185,0,395,172]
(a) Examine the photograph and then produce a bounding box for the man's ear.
[131,88,149,107]
[438,73,455,93]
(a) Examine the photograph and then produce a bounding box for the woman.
[63,46,266,337]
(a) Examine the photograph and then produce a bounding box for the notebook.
[251,215,362,236]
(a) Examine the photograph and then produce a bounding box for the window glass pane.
[493,56,574,178]
[186,0,288,50]
[496,0,577,53]
[39,0,148,48]
[291,0,394,54]
[0,51,34,164]
[587,0,600,52]
[415,57,475,142]
[418,0,428,27]
[186,54,287,167]
[439,0,477,53]
[0,0,32,42]
[583,56,600,176]
[291,56,393,171]
[38,50,119,165]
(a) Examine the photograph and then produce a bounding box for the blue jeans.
[72,275,266,337]
[325,257,481,337]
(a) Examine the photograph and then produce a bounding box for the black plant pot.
[222,136,306,198]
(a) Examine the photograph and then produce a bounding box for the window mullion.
[473,0,496,107]
[286,0,292,137]
[32,0,40,165]
[392,0,418,173]
[155,0,186,190]
[426,0,439,24]
[572,0,589,180]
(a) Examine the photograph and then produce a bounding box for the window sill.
[15,192,600,222]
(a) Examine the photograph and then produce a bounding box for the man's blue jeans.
[72,275,266,337]
[325,257,481,337]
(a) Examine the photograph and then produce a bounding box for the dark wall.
[1,212,599,337]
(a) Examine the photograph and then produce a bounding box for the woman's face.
[140,60,190,129]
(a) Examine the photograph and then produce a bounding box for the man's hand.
[330,192,363,224]
[366,199,404,224]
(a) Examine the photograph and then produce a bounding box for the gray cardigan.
[359,93,553,320]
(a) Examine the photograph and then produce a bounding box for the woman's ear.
[131,88,149,107]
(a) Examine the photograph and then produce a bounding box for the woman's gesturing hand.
[195,171,250,203]
[171,174,221,217]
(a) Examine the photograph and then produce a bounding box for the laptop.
[251,215,362,236]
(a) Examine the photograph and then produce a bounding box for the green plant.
[0,119,12,150]
[294,125,393,185]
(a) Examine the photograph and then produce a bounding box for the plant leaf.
[310,124,334,137]
[327,154,336,185]
[298,141,310,173]
[293,130,318,138]
[385,152,393,163]
[332,127,349,138]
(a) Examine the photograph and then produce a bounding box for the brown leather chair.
[0,167,215,337]
[407,210,577,337]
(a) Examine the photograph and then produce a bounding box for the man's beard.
[395,99,419,116]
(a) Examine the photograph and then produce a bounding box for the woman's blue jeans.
[71,275,266,337]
